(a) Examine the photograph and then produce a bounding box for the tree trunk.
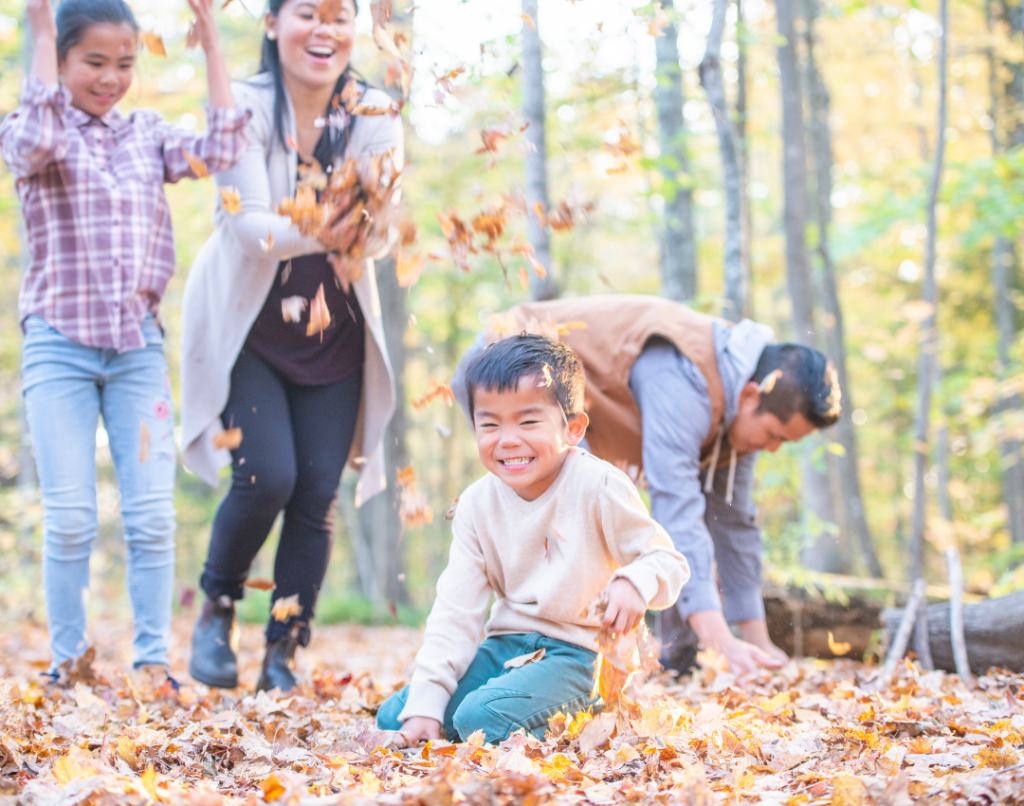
[988,0,1024,545]
[654,0,698,301]
[522,0,557,301]
[882,590,1024,675]
[908,0,949,670]
[802,0,881,577]
[736,0,752,320]
[699,0,746,322]
[775,0,840,571]
[355,261,410,612]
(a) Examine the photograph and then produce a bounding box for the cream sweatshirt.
[398,448,690,724]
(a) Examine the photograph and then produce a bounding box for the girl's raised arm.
[187,0,233,109]
[26,0,58,85]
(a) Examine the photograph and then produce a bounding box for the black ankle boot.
[256,629,300,693]
[189,596,239,688]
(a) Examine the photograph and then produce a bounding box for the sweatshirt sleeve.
[599,470,689,610]
[398,500,492,723]
[0,76,71,179]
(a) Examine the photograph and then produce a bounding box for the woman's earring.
[267,31,278,40]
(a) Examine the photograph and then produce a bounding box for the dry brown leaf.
[647,2,668,36]
[270,593,302,623]
[220,187,242,215]
[244,578,276,591]
[396,249,425,288]
[521,12,536,30]
[212,428,243,450]
[307,283,331,340]
[185,22,200,49]
[140,31,167,57]
[260,233,274,252]
[139,421,150,463]
[411,380,454,412]
[828,631,853,656]
[503,648,545,669]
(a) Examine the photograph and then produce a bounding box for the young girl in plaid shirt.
[0,0,249,680]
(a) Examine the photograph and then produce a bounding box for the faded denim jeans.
[377,633,601,743]
[22,315,176,671]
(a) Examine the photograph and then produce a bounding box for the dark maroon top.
[245,118,365,386]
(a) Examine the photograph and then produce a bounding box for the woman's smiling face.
[267,0,356,95]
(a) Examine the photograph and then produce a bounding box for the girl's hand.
[27,0,57,43]
[602,578,647,634]
[186,0,223,54]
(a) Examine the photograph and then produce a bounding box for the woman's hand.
[602,578,647,635]
[396,716,441,747]
[27,0,58,85]
[186,0,234,108]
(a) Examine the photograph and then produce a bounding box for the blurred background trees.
[0,0,1023,632]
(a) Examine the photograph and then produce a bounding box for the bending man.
[453,295,841,674]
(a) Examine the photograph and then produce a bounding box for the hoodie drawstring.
[703,426,737,506]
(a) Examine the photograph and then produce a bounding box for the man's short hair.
[465,334,585,421]
[751,344,841,429]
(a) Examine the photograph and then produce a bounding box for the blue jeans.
[22,316,176,671]
[377,633,601,743]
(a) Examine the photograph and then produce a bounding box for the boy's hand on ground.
[602,578,647,634]
[396,716,441,747]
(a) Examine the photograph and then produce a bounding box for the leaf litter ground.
[1,616,1023,805]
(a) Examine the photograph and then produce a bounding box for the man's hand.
[689,610,785,675]
[396,716,441,747]
[738,618,789,665]
[603,578,647,634]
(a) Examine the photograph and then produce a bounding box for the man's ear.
[565,411,589,446]
[737,382,762,413]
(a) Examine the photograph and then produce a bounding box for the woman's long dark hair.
[56,0,139,59]
[260,0,361,154]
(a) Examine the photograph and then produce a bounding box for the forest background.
[0,0,1022,643]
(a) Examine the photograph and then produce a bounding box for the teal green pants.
[377,633,601,743]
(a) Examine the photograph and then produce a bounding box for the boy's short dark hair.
[465,334,585,421]
[751,344,841,429]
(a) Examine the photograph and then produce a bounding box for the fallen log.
[764,591,883,660]
[882,588,1024,675]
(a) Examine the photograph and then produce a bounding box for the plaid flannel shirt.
[0,76,251,352]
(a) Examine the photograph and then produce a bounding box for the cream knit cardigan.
[180,73,399,505]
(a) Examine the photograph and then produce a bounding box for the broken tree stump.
[882,588,1024,675]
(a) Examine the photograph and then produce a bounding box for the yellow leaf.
[830,774,867,806]
[140,31,166,57]
[396,249,425,288]
[271,593,302,622]
[521,12,536,30]
[977,746,1019,769]
[212,428,242,450]
[260,233,274,252]
[306,283,331,340]
[260,773,286,801]
[220,187,242,215]
[117,736,140,768]
[828,631,852,656]
[142,765,158,800]
[53,755,91,785]
[183,151,209,179]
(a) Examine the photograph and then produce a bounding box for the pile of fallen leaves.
[1,615,1023,806]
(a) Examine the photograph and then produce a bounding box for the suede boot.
[189,596,239,688]
[256,628,300,693]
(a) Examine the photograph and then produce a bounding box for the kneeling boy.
[377,334,689,744]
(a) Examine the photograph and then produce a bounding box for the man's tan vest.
[498,295,726,474]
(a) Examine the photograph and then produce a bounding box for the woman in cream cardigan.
[180,0,398,692]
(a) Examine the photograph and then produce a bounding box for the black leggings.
[200,350,362,645]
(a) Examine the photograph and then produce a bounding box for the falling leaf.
[503,648,545,669]
[759,368,783,394]
[521,12,536,30]
[350,102,396,117]
[396,249,425,288]
[185,22,200,49]
[828,631,852,656]
[139,421,150,463]
[306,283,331,340]
[220,187,242,214]
[647,2,668,37]
[260,233,274,252]
[577,712,616,753]
[518,267,529,290]
[140,31,167,57]
[244,578,276,591]
[212,428,243,450]
[271,593,302,623]
[538,363,553,387]
[183,151,209,179]
[285,135,299,152]
[396,464,417,488]
[444,497,459,520]
[281,296,308,324]
[411,380,455,412]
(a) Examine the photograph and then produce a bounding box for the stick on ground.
[945,547,974,686]
[879,577,927,683]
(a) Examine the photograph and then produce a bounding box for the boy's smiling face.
[472,376,589,502]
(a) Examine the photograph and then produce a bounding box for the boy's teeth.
[502,458,531,466]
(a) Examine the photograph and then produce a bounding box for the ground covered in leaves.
[1,617,1023,805]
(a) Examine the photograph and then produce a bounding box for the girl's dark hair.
[56,0,140,59]
[260,0,361,152]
